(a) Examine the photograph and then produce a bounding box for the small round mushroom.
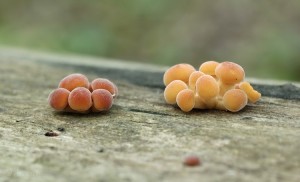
[238,81,261,103]
[196,75,219,100]
[199,61,219,76]
[48,88,70,111]
[68,87,92,112]
[163,64,196,86]
[176,89,195,112]
[91,89,113,112]
[223,89,248,112]
[59,73,89,91]
[90,78,118,97]
[215,61,245,84]
[164,80,188,104]
[188,71,205,91]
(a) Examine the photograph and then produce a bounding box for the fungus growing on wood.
[164,80,188,104]
[48,88,70,111]
[59,73,89,91]
[68,87,92,112]
[163,61,261,112]
[91,89,113,112]
[223,89,248,112]
[215,61,245,96]
[238,81,261,103]
[91,78,118,97]
[215,61,245,85]
[199,61,219,76]
[188,71,205,91]
[49,73,117,113]
[196,75,219,100]
[176,89,195,112]
[163,63,196,86]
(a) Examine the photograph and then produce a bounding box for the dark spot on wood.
[98,148,104,153]
[242,116,253,120]
[57,127,65,132]
[45,131,59,137]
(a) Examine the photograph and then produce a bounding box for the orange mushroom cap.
[48,88,70,111]
[91,89,113,112]
[163,64,196,86]
[199,61,219,76]
[215,62,245,85]
[176,89,195,112]
[196,75,219,100]
[188,71,205,91]
[164,80,188,104]
[59,73,89,91]
[223,89,247,112]
[238,82,261,103]
[68,87,92,112]
[90,78,118,97]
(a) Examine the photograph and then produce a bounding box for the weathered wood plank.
[0,48,299,182]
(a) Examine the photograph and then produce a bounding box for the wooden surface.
[0,48,299,182]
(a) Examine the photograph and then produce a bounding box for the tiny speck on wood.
[57,127,65,132]
[45,131,59,137]
[98,148,104,153]
[183,155,201,167]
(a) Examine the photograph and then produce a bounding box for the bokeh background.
[1,0,299,81]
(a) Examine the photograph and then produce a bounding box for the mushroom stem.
[194,94,206,109]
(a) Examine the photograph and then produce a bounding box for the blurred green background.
[0,0,299,81]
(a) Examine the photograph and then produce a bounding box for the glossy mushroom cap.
[48,88,70,111]
[238,82,261,103]
[199,61,219,76]
[215,62,245,85]
[164,80,188,104]
[223,89,248,112]
[68,87,92,112]
[163,64,196,86]
[176,89,195,112]
[196,75,219,100]
[59,73,89,91]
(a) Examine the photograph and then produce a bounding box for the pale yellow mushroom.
[215,61,245,96]
[238,81,261,103]
[188,71,205,91]
[164,80,188,104]
[163,64,196,86]
[223,89,248,112]
[199,61,219,76]
[196,75,219,100]
[176,89,195,112]
[215,61,245,84]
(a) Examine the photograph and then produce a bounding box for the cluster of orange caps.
[163,61,261,112]
[48,73,118,113]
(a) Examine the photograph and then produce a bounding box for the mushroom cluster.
[48,73,118,113]
[163,61,261,112]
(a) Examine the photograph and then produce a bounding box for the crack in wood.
[129,108,173,117]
